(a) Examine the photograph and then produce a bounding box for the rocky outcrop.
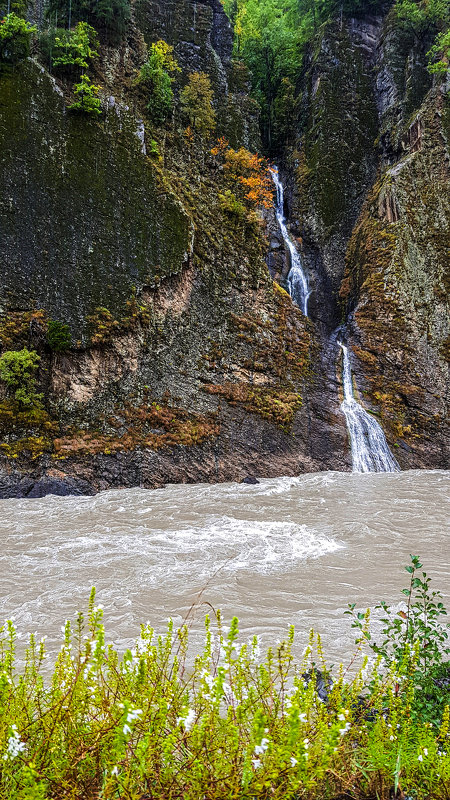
[341,81,449,470]
[0,2,349,497]
[0,62,193,341]
[284,10,449,469]
[0,3,447,497]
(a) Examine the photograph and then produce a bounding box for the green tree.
[394,0,450,43]
[137,40,180,125]
[180,72,216,137]
[232,0,306,150]
[427,28,450,74]
[0,348,42,409]
[47,320,72,352]
[0,12,36,63]
[52,21,98,70]
[68,73,102,115]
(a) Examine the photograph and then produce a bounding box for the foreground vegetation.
[0,558,449,799]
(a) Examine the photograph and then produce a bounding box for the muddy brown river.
[1,470,449,665]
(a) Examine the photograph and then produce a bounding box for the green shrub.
[0,563,449,798]
[0,12,36,64]
[219,188,246,218]
[427,29,450,75]
[136,40,180,125]
[346,554,450,725]
[47,320,72,352]
[52,21,99,71]
[148,138,161,158]
[0,347,43,409]
[68,73,102,115]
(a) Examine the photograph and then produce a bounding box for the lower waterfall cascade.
[271,169,401,474]
[338,342,400,473]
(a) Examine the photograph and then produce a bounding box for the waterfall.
[339,342,400,473]
[269,169,399,474]
[270,169,310,316]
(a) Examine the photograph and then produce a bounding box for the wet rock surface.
[0,3,447,490]
[283,11,449,469]
[0,474,94,499]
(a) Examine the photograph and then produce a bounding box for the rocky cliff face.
[0,0,349,497]
[285,10,449,470]
[0,3,447,497]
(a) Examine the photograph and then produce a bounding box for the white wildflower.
[423,748,428,756]
[254,737,270,755]
[3,726,26,761]
[200,669,214,689]
[184,709,196,731]
[177,708,196,731]
[290,757,298,767]
[252,757,262,769]
[122,724,132,736]
[111,766,119,776]
[126,708,142,723]
[418,754,423,762]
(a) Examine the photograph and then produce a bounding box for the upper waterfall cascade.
[270,170,400,475]
[270,169,310,316]
[339,343,400,473]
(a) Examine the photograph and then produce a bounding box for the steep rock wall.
[0,62,193,341]
[287,18,380,330]
[284,11,449,468]
[0,4,349,496]
[341,83,449,469]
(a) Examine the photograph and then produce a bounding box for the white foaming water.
[339,342,400,473]
[1,470,448,664]
[270,168,310,315]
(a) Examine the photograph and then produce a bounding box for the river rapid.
[1,469,449,665]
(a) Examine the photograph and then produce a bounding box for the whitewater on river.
[1,470,448,664]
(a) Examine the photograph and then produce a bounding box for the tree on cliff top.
[0,12,36,63]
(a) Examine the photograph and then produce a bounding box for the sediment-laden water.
[1,470,448,664]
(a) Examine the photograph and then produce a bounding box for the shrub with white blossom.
[0,575,449,798]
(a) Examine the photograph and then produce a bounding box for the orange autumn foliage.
[211,141,274,210]
[210,137,229,156]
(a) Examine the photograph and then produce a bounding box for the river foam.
[0,470,448,663]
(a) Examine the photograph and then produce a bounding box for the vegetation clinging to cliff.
[221,0,449,150]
